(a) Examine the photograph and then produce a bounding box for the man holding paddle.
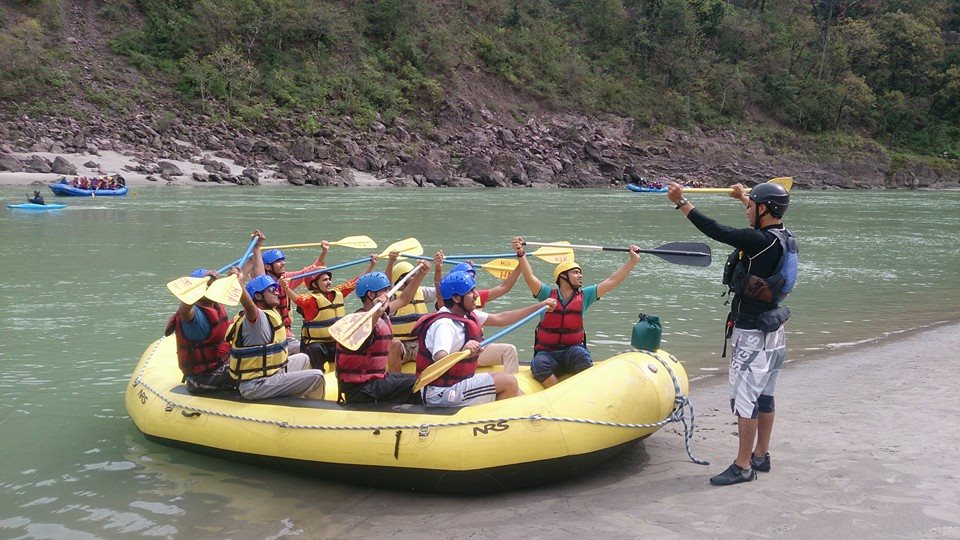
[226,233,326,400]
[415,271,556,407]
[667,180,798,486]
[511,236,641,389]
[261,243,334,355]
[335,265,430,405]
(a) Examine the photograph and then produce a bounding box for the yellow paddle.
[683,176,794,194]
[166,237,259,305]
[263,235,377,250]
[407,255,520,279]
[329,265,424,350]
[377,237,424,258]
[413,305,548,392]
[441,244,575,265]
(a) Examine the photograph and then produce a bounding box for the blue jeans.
[530,346,593,382]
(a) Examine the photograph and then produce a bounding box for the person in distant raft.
[667,182,798,486]
[511,236,641,388]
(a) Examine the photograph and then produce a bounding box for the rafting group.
[165,232,649,408]
[64,174,126,190]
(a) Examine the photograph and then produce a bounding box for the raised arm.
[483,297,556,327]
[512,236,543,297]
[483,262,522,303]
[596,245,641,299]
[389,261,429,314]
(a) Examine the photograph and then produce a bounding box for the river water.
[2,186,958,537]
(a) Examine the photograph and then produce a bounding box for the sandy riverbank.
[0,150,386,187]
[315,322,960,537]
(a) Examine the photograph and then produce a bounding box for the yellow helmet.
[391,261,415,283]
[553,261,581,283]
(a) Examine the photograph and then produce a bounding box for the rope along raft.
[133,339,708,466]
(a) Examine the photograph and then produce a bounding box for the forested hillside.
[1,0,958,185]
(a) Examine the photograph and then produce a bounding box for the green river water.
[1,186,959,537]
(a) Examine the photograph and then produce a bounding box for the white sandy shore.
[0,151,385,187]
[317,322,960,537]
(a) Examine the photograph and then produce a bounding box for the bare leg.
[735,416,758,469]
[540,374,559,388]
[754,412,775,456]
[491,373,520,399]
[387,339,403,373]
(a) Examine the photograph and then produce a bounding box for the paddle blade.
[770,176,793,191]
[330,235,377,249]
[378,238,423,258]
[643,242,712,267]
[413,350,472,392]
[204,275,243,306]
[329,311,376,351]
[167,276,209,305]
[480,258,519,279]
[531,243,575,263]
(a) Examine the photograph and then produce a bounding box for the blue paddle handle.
[406,255,461,266]
[297,258,370,279]
[216,237,259,273]
[480,306,548,347]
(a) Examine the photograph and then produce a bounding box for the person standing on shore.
[667,182,798,486]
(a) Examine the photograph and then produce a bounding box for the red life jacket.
[335,314,392,384]
[276,279,292,332]
[534,289,586,352]
[164,304,231,376]
[414,311,484,387]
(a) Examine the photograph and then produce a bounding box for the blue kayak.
[626,184,668,193]
[7,203,66,211]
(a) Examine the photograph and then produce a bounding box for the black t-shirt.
[687,208,784,329]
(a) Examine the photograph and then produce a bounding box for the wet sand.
[320,322,960,537]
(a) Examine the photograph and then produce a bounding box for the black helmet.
[749,183,789,218]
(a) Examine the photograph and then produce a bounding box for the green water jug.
[631,313,662,351]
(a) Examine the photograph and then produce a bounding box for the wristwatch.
[675,197,689,209]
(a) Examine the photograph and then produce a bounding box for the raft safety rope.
[133,339,708,465]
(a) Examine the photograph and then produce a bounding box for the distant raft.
[49,179,128,197]
[626,184,668,193]
[6,203,66,210]
[125,333,691,494]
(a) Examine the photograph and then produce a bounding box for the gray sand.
[321,322,960,538]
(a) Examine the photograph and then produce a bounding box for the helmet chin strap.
[559,272,579,290]
[753,204,770,229]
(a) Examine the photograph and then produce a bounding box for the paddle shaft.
[216,237,259,274]
[407,254,497,265]
[296,258,371,280]
[523,241,707,258]
[479,305,548,347]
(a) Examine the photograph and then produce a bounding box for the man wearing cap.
[226,235,326,400]
[285,255,378,371]
[511,236,641,389]
[334,266,429,405]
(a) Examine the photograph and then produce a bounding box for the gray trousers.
[238,353,325,400]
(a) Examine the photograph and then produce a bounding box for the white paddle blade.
[167,276,209,305]
[329,311,376,351]
[204,275,243,306]
[412,349,472,392]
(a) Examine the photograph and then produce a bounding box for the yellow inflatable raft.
[125,334,691,494]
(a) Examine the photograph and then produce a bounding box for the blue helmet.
[190,268,210,279]
[246,274,278,298]
[262,249,285,265]
[450,262,476,276]
[356,272,391,299]
[439,271,476,300]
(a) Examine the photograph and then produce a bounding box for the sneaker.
[751,452,771,472]
[709,463,757,486]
